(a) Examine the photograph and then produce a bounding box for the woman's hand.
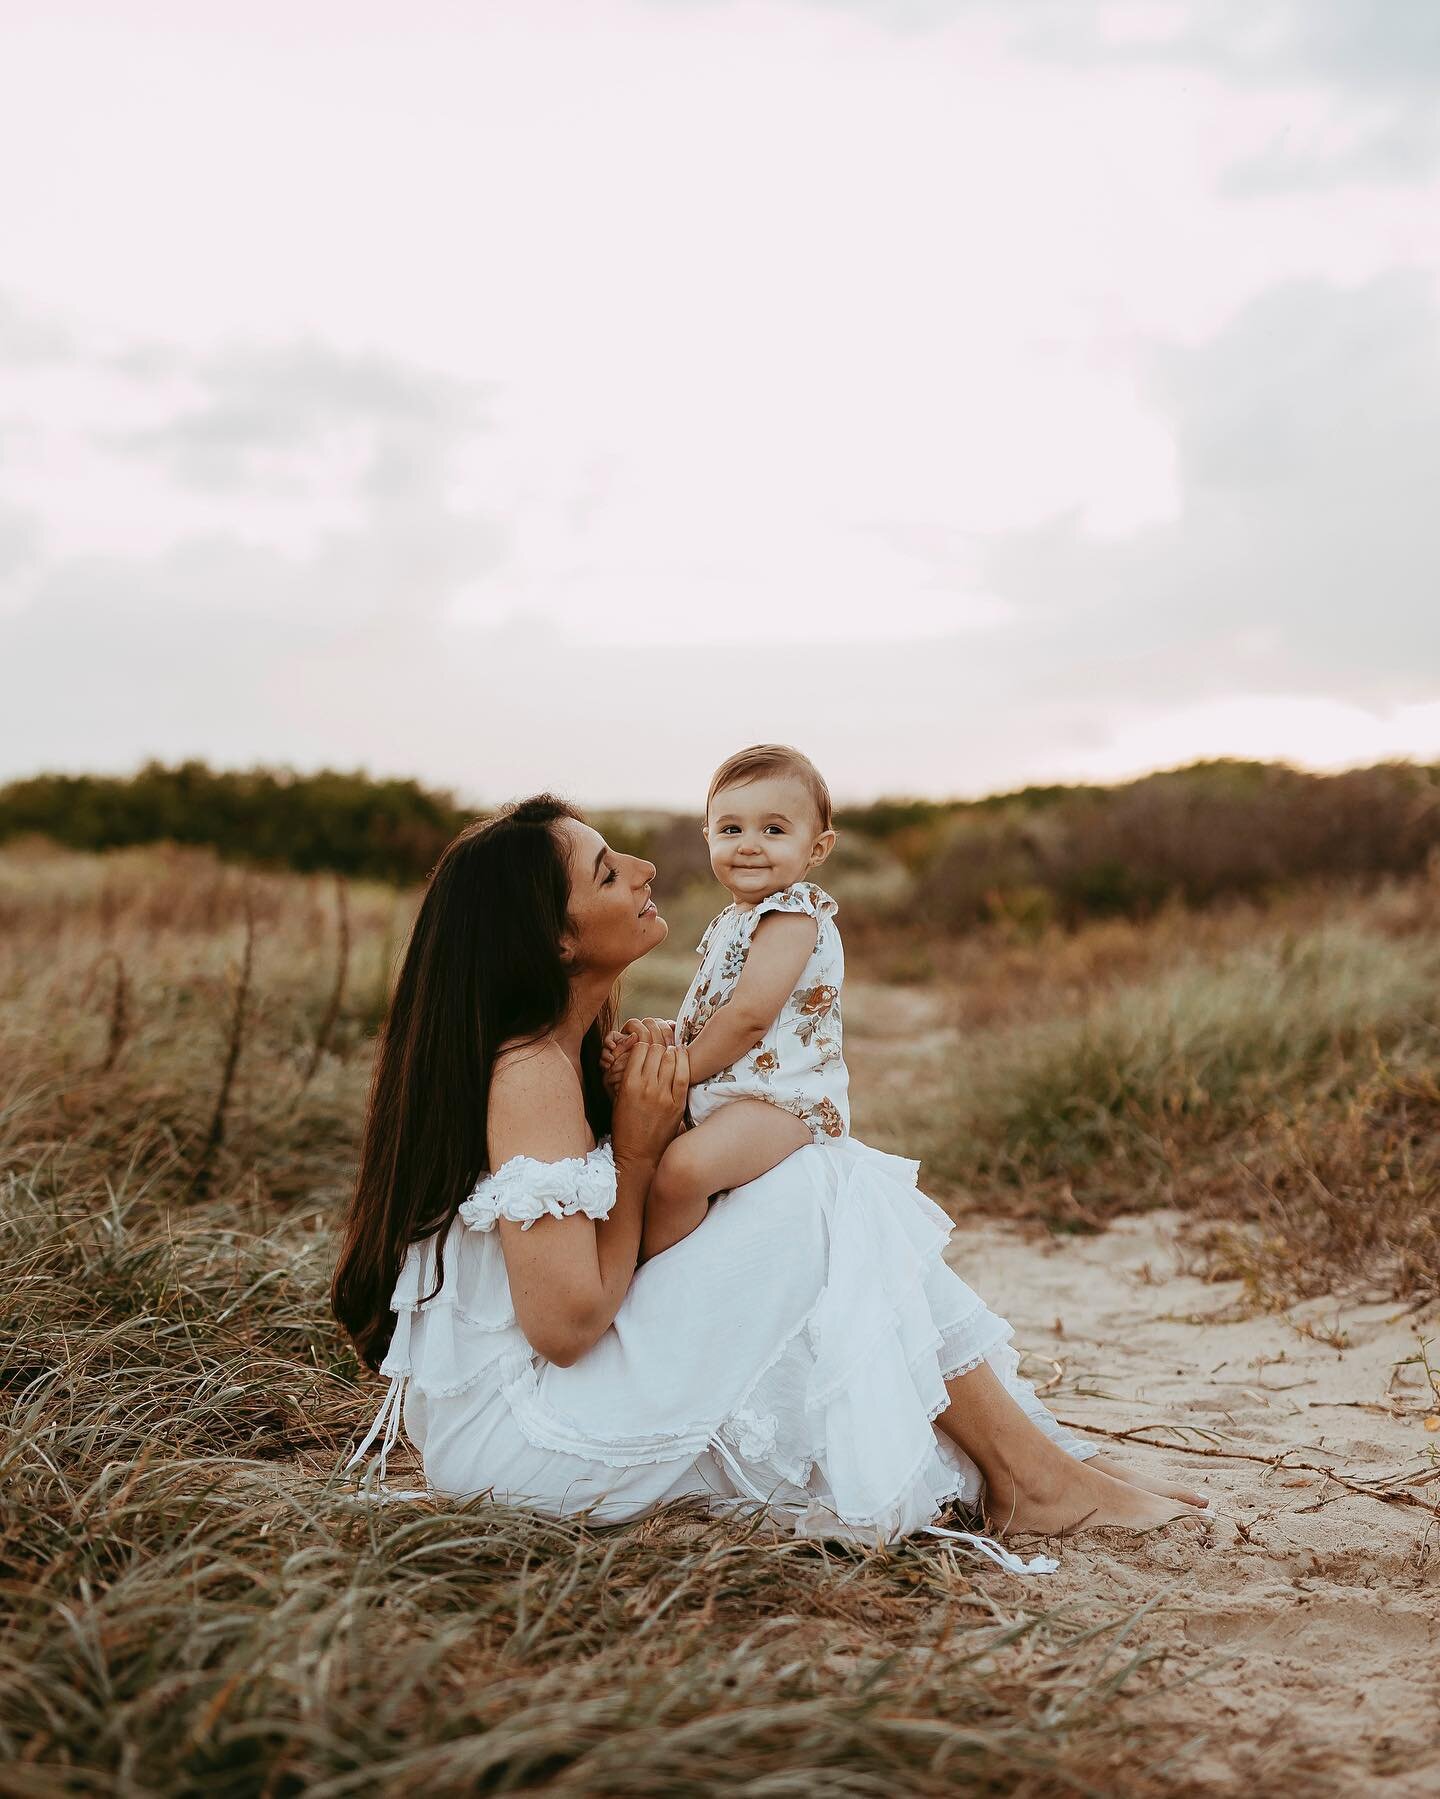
[603,1017,675,1098]
[611,1039,689,1174]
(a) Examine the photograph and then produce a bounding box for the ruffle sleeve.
[736,881,837,945]
[460,1140,617,1233]
[695,908,734,957]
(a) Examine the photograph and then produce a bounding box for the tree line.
[3,755,1437,925]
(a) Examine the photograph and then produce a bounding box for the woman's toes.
[1088,1455,1211,1509]
[996,1470,1217,1542]
[1161,1483,1210,1507]
[1141,1501,1213,1535]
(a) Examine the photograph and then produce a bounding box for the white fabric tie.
[919,1523,1059,1575]
[347,1372,408,1487]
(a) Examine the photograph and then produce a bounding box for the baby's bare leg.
[639,1101,811,1262]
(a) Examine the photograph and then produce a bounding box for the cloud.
[7,267,1437,803]
[0,579,1145,806]
[109,341,492,494]
[0,504,42,579]
[0,292,77,366]
[4,268,1438,803]
[1015,0,1440,188]
[972,267,1440,704]
[0,311,505,615]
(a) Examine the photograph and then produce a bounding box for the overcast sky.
[2,0,1437,807]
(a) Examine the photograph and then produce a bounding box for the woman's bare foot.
[985,1458,1214,1541]
[1085,1452,1210,1509]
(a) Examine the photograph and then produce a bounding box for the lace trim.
[389,1292,516,1329]
[716,1307,1100,1539]
[804,1213,966,1408]
[720,1309,1018,1512]
[460,1141,617,1233]
[718,1405,780,1464]
[708,1349,980,1534]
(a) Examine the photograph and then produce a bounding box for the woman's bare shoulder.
[489,1038,591,1165]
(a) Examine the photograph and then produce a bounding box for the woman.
[333,796,1212,1557]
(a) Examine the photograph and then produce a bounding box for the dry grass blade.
[188,882,257,1202]
[77,950,131,1075]
[301,873,351,1091]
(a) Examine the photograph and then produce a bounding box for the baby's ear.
[810,828,837,868]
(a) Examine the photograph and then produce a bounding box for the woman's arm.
[492,1040,687,1366]
[683,913,817,1084]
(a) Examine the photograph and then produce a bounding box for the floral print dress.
[676,881,850,1143]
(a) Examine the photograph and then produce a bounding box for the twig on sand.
[1056,1417,1440,1510]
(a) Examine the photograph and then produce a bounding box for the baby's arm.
[683,913,818,1084]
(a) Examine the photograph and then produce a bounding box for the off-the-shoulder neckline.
[479,1138,613,1183]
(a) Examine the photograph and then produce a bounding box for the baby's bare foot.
[1085,1451,1210,1509]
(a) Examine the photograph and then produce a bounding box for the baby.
[603,743,850,1262]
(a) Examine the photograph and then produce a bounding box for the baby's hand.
[600,1028,635,1098]
[621,1017,676,1047]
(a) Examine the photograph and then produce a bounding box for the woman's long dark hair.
[332,794,615,1372]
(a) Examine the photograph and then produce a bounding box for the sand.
[945,1204,1440,1794]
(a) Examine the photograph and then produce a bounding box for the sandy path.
[946,1205,1440,1794]
[848,975,1438,1789]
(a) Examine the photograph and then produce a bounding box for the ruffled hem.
[489,1138,1093,1535]
[712,1320,1014,1531]
[381,1223,532,1390]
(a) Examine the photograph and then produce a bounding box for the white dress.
[677,880,849,1141]
[349,1131,1098,1568]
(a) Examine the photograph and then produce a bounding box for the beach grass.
[1,1111,1190,1796]
[3,839,1436,1791]
[908,887,1440,1310]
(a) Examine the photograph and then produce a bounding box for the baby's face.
[704,774,834,904]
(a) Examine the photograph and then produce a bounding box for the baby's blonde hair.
[705,744,833,834]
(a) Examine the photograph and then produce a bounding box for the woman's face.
[558,818,667,975]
